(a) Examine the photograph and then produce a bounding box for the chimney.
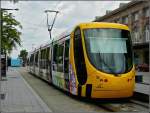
[119,3,127,7]
[106,10,112,14]
[95,16,101,20]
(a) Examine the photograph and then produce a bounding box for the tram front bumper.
[91,89,133,98]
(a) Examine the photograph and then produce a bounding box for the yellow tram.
[28,22,135,98]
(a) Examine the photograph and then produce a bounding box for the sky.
[2,1,130,58]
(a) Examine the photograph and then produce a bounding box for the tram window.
[46,47,50,60]
[64,39,70,73]
[30,55,33,66]
[35,52,39,66]
[27,58,29,66]
[53,44,58,71]
[30,54,34,66]
[42,49,47,69]
[46,47,50,69]
[56,43,64,72]
[53,44,57,71]
[40,50,42,68]
[40,49,45,69]
[29,57,31,66]
[44,49,47,69]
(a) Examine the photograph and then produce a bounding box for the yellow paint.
[70,22,135,98]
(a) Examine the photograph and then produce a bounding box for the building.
[94,1,150,72]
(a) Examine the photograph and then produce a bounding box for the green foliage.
[18,49,28,63]
[1,10,22,54]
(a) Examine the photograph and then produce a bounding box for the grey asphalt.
[0,68,51,112]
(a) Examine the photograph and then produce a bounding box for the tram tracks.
[19,68,149,112]
[96,99,149,112]
[130,99,149,108]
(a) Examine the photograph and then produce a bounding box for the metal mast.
[45,10,59,39]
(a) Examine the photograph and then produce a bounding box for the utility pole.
[0,8,18,80]
[44,10,59,39]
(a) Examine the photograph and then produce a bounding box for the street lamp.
[44,10,59,39]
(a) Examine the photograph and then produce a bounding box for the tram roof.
[29,22,129,54]
[78,22,129,30]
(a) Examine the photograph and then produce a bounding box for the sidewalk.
[134,71,150,95]
[0,67,51,112]
[136,72,149,84]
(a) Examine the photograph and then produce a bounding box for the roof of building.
[94,1,144,22]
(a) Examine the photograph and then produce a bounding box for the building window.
[132,28,141,43]
[144,7,150,17]
[133,11,139,21]
[122,16,128,25]
[133,31,139,43]
[145,25,150,42]
[143,7,150,42]
[114,18,120,23]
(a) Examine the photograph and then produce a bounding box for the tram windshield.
[83,28,133,74]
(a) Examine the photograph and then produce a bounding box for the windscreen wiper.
[98,51,119,77]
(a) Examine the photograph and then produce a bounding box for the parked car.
[136,63,149,72]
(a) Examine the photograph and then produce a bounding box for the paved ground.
[0,68,51,112]
[135,83,149,95]
[0,67,149,112]
[136,71,149,84]
[17,67,106,112]
[135,71,150,95]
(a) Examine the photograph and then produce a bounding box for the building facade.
[94,1,150,72]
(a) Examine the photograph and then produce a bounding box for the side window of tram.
[40,50,44,68]
[43,49,47,69]
[30,55,33,66]
[64,39,70,73]
[53,44,57,71]
[46,47,50,69]
[31,54,34,66]
[35,52,39,67]
[53,43,64,72]
[57,43,64,72]
[40,49,47,69]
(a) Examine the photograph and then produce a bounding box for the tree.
[1,10,22,54]
[18,49,28,66]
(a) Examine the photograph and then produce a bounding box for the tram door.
[64,39,70,90]
[74,28,87,86]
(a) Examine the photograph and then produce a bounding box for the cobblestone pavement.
[0,68,51,112]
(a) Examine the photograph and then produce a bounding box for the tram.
[27,22,135,98]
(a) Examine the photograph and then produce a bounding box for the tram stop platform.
[0,68,51,112]
[134,72,150,98]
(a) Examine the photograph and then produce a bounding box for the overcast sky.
[2,1,130,58]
